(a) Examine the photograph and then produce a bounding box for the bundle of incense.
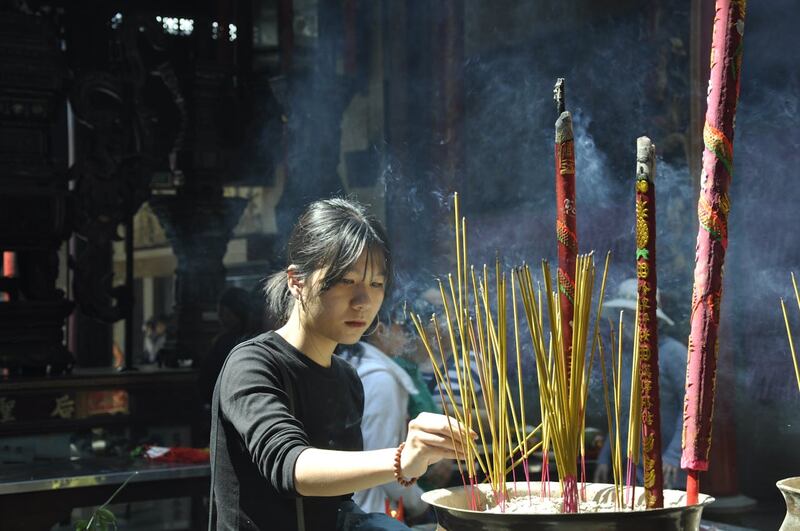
[596,318,622,508]
[554,78,578,383]
[595,306,648,510]
[682,0,747,505]
[578,252,611,501]
[475,261,543,505]
[412,194,618,514]
[612,315,625,508]
[410,194,543,511]
[515,253,610,513]
[780,273,800,392]
[626,303,643,510]
[635,137,664,507]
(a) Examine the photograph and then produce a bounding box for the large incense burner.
[422,482,714,531]
[777,477,800,531]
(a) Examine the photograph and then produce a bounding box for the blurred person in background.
[141,314,168,365]
[410,286,493,490]
[198,287,254,405]
[592,278,686,489]
[413,287,488,435]
[338,301,429,523]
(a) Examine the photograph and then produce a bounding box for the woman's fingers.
[404,413,478,476]
[423,445,465,462]
[411,412,478,440]
[432,448,462,462]
[401,435,468,478]
[412,430,469,453]
[408,430,471,464]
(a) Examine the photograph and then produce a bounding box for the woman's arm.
[295,412,471,497]
[357,371,427,515]
[294,447,398,497]
[219,347,313,497]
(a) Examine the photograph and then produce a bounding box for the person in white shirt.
[338,305,428,521]
[142,315,167,364]
[593,278,686,489]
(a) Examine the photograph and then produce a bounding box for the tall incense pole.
[682,0,747,505]
[554,78,578,381]
[635,137,664,508]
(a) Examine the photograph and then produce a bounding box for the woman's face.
[300,250,386,346]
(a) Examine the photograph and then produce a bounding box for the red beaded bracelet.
[393,442,417,487]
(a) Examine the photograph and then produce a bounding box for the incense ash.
[484,494,632,514]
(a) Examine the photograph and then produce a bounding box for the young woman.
[209,198,471,531]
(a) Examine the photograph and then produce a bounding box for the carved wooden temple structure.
[0,1,275,528]
[0,0,788,529]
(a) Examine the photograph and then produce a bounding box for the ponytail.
[263,269,294,324]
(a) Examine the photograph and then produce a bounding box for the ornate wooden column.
[150,194,247,364]
[382,0,414,273]
[275,0,354,253]
[430,0,465,270]
[431,0,465,197]
[0,10,73,376]
[145,34,248,363]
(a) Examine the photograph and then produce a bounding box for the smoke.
[268,0,798,497]
[726,0,800,409]
[401,0,796,496]
[572,108,613,207]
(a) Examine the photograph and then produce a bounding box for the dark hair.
[145,314,167,327]
[263,197,392,324]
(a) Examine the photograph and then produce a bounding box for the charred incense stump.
[553,78,566,115]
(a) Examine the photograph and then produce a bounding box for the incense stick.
[597,332,622,508]
[412,194,616,514]
[780,298,800,391]
[626,300,642,509]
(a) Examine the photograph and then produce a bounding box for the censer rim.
[776,476,800,494]
[421,481,715,517]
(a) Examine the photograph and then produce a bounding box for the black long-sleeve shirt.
[210,331,364,530]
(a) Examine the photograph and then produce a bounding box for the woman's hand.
[399,412,475,480]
